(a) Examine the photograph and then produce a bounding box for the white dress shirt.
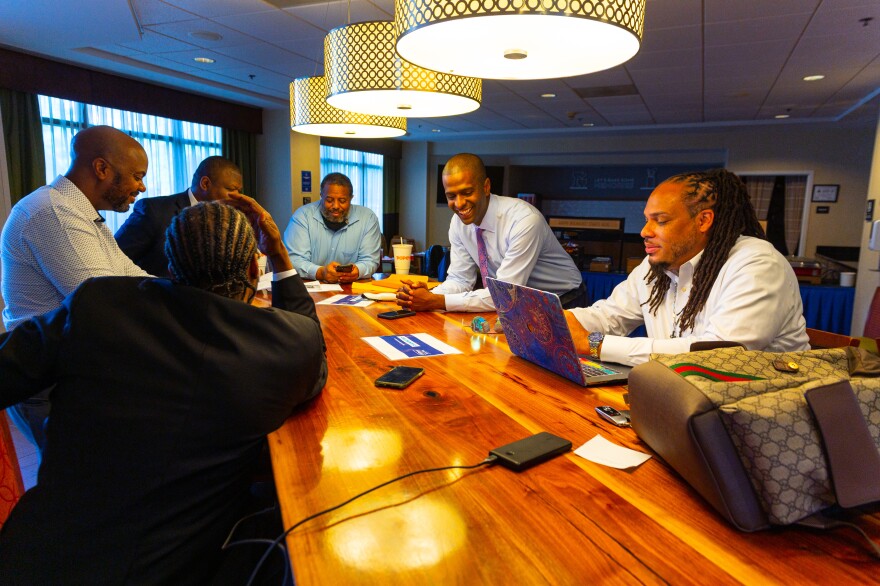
[433,195,582,312]
[1,176,148,330]
[569,236,810,366]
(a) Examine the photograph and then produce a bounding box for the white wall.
[401,141,429,250]
[257,107,322,229]
[853,105,880,337]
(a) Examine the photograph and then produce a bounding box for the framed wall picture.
[811,184,839,202]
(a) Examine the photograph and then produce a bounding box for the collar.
[187,189,197,207]
[53,175,104,223]
[666,247,706,283]
[473,193,499,235]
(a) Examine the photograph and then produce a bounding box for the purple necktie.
[475,226,489,280]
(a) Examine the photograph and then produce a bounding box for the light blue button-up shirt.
[282,202,381,280]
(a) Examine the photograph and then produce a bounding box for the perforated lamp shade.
[325,21,481,118]
[395,0,646,80]
[290,77,406,138]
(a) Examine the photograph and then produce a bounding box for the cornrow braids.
[644,169,765,334]
[165,202,257,300]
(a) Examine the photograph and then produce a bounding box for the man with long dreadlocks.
[0,195,327,584]
[565,168,809,366]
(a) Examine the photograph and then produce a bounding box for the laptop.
[485,278,631,387]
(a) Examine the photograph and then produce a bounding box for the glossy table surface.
[264,284,879,585]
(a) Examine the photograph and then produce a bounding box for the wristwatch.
[588,332,604,359]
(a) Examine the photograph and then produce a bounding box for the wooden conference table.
[264,284,879,585]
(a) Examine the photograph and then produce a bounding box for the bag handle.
[804,381,880,508]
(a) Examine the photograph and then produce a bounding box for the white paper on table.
[574,435,651,469]
[363,333,462,360]
[304,282,344,293]
[316,294,374,307]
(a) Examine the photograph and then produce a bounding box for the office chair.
[0,411,25,527]
[424,244,446,278]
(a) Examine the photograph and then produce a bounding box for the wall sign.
[811,184,838,202]
[302,170,312,193]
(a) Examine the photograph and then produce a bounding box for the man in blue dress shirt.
[282,172,381,283]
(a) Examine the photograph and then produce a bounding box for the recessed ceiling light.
[193,57,215,64]
[540,93,556,98]
[803,74,825,82]
[190,31,223,42]
[431,129,441,132]
[774,114,790,119]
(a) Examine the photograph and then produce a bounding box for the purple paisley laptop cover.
[486,278,585,385]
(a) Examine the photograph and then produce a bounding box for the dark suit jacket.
[115,191,191,276]
[0,275,327,585]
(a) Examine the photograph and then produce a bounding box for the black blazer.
[0,275,327,585]
[115,191,191,276]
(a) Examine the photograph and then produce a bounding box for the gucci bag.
[628,346,880,533]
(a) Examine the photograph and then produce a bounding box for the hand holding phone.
[375,366,425,389]
[378,309,416,320]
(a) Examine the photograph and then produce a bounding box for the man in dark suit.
[115,156,244,276]
[0,195,326,585]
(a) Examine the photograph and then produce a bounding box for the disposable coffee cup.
[392,243,413,275]
[839,272,855,287]
[257,254,268,276]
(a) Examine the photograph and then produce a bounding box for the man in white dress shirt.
[0,125,150,450]
[396,153,584,313]
[565,168,809,366]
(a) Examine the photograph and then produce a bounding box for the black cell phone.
[489,432,572,471]
[375,366,425,389]
[336,264,353,273]
[378,309,416,320]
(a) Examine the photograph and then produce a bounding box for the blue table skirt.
[582,272,854,336]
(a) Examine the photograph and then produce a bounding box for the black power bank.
[489,432,572,471]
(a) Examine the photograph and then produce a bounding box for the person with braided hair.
[565,168,809,367]
[0,196,327,584]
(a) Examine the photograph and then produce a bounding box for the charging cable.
[247,456,498,585]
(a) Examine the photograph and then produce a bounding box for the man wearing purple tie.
[396,153,584,312]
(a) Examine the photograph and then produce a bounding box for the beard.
[320,205,350,224]
[106,173,134,213]
[647,230,704,273]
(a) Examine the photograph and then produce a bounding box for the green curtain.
[221,127,257,199]
[0,88,45,205]
[382,156,401,252]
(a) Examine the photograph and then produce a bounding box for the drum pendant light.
[325,20,481,118]
[290,76,406,138]
[395,0,646,80]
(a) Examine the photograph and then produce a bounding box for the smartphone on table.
[378,309,416,320]
[375,366,425,389]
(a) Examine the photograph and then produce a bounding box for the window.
[320,145,384,232]
[38,95,222,234]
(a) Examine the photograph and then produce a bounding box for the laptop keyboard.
[580,359,620,377]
